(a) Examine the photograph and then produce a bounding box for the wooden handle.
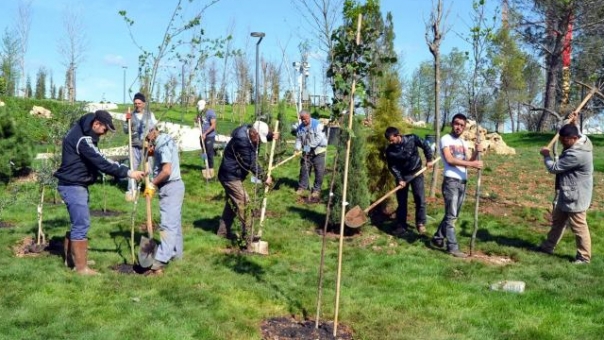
[127,107,134,172]
[546,87,596,149]
[144,156,153,238]
[259,121,279,226]
[271,152,301,170]
[363,156,441,213]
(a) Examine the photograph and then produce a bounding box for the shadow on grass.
[108,229,153,264]
[287,206,324,227]
[273,177,298,191]
[180,162,203,172]
[193,216,221,234]
[26,217,70,235]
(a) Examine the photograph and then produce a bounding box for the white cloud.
[104,54,126,66]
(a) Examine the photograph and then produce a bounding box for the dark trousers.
[395,174,427,227]
[203,136,215,169]
[298,152,326,192]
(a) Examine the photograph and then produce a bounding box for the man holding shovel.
[142,126,185,275]
[54,110,146,275]
[384,127,435,235]
[196,99,217,178]
[538,124,593,264]
[216,121,275,242]
[431,113,483,258]
[124,92,157,201]
[295,110,328,203]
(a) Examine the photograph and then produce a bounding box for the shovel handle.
[364,157,441,214]
[271,151,301,171]
[144,155,154,238]
[546,88,595,149]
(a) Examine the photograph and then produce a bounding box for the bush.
[0,104,34,182]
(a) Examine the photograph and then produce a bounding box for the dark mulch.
[90,209,122,217]
[109,263,148,275]
[0,221,16,228]
[260,316,353,340]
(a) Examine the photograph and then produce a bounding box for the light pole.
[293,61,310,113]
[122,66,127,105]
[251,32,265,120]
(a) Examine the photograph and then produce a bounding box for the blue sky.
[0,0,497,104]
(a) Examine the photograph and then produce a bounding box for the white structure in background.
[293,61,310,113]
[84,102,119,112]
[582,114,604,134]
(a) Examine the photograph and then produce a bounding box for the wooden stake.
[334,13,362,336]
[257,121,279,239]
[470,124,483,256]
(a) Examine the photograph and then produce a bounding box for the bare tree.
[425,0,450,198]
[58,5,88,103]
[291,0,343,60]
[208,60,218,105]
[15,0,32,97]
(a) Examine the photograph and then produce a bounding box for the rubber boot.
[63,232,74,268]
[71,239,99,275]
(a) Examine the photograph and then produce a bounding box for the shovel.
[344,157,441,228]
[138,154,157,268]
[270,151,302,171]
[252,121,279,255]
[198,121,213,180]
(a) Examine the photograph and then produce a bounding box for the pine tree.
[0,106,33,182]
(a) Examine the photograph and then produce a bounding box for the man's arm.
[442,145,483,169]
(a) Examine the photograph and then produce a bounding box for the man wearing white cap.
[216,121,276,242]
[196,99,217,177]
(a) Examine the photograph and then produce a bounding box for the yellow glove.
[143,183,157,197]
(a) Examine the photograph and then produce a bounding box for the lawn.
[1,116,604,339]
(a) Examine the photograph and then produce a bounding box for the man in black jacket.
[54,110,146,275]
[384,127,435,235]
[217,121,275,241]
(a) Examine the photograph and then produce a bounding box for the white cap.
[197,99,206,112]
[252,121,269,143]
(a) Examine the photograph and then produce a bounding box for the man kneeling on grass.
[143,126,185,275]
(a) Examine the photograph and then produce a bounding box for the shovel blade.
[344,205,367,228]
[202,169,213,179]
[138,236,157,268]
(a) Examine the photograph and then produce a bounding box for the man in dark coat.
[384,126,435,235]
[54,110,146,275]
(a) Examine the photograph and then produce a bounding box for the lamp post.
[122,66,127,105]
[250,32,265,120]
[293,61,310,113]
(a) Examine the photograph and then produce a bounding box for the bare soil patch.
[469,251,515,266]
[13,236,47,257]
[109,263,147,275]
[260,316,353,340]
[0,220,16,228]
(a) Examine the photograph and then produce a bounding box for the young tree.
[1,28,20,97]
[425,0,450,197]
[0,106,33,182]
[58,5,87,103]
[440,49,468,131]
[34,67,46,99]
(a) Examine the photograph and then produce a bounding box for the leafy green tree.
[440,48,467,131]
[25,74,32,98]
[1,28,20,97]
[0,105,33,182]
[34,67,46,99]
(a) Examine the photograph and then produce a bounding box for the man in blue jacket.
[538,124,593,264]
[54,110,146,275]
[295,110,328,202]
[217,121,274,242]
[384,127,435,235]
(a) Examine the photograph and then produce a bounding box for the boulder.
[29,106,52,119]
[461,120,515,155]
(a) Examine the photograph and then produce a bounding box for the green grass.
[2,116,604,339]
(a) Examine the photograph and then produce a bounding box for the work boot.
[296,188,305,196]
[70,239,99,276]
[209,168,215,178]
[417,224,427,235]
[145,260,166,276]
[217,220,235,240]
[309,191,321,203]
[63,231,73,268]
[124,190,136,202]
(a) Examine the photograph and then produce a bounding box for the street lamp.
[122,66,127,105]
[251,32,265,120]
[293,61,310,113]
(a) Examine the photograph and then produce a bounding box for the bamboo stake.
[126,106,137,264]
[315,151,339,328]
[470,124,483,256]
[334,13,362,336]
[258,121,279,238]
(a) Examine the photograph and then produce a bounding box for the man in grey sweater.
[538,124,593,264]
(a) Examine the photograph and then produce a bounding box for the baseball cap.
[94,110,115,132]
[252,121,269,143]
[197,99,206,111]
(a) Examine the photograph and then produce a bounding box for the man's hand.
[143,183,157,198]
[398,180,406,188]
[540,147,551,157]
[471,160,484,169]
[427,160,435,169]
[272,131,280,140]
[265,176,273,186]
[125,112,132,120]
[128,170,146,181]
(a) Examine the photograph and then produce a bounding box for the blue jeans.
[395,174,427,227]
[58,185,90,240]
[204,136,215,169]
[433,177,466,251]
[155,180,185,263]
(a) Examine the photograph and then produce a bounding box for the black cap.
[133,92,146,103]
[94,110,116,132]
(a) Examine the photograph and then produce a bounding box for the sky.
[0,0,499,104]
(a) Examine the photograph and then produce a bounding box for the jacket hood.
[571,135,593,153]
[78,113,100,142]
